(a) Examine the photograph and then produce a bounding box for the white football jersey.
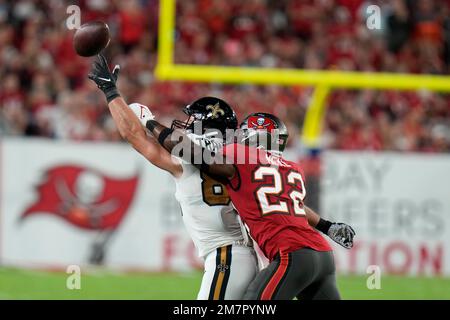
[173,134,248,258]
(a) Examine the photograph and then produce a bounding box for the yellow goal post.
[154,0,450,148]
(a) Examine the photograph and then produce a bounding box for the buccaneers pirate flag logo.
[22,165,139,230]
[21,165,139,264]
[248,116,277,131]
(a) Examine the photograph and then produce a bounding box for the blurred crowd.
[0,0,449,152]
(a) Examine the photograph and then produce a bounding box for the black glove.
[88,54,121,103]
[316,218,356,249]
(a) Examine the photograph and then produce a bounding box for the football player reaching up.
[156,111,355,300]
[89,54,356,300]
[89,55,258,300]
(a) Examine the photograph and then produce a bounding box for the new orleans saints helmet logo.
[217,263,229,273]
[206,103,225,119]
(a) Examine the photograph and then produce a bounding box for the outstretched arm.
[109,98,182,176]
[88,54,182,177]
[145,119,236,180]
[305,206,321,227]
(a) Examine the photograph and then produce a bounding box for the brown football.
[73,21,110,57]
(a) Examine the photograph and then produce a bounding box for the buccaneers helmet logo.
[249,116,276,131]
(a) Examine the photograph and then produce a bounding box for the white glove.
[128,103,155,127]
[327,223,356,249]
[186,133,223,153]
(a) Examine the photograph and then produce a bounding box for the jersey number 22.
[253,166,306,216]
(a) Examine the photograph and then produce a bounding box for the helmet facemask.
[171,108,202,133]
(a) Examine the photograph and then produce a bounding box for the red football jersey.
[221,143,331,261]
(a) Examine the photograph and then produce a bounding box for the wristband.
[104,85,120,103]
[316,218,332,234]
[106,91,120,103]
[158,128,174,146]
[146,120,157,132]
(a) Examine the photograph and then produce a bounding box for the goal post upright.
[155,0,450,148]
[156,0,176,75]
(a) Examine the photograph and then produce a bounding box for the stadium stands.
[0,0,449,152]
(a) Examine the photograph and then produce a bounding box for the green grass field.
[1,267,449,300]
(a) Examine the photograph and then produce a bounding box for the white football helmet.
[128,103,155,126]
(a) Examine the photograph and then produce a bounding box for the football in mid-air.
[73,21,110,57]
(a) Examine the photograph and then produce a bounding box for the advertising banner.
[0,138,202,271]
[321,151,450,276]
[2,140,449,276]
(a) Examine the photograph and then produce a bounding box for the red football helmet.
[239,113,289,152]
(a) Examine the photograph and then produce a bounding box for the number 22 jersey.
[221,143,331,261]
